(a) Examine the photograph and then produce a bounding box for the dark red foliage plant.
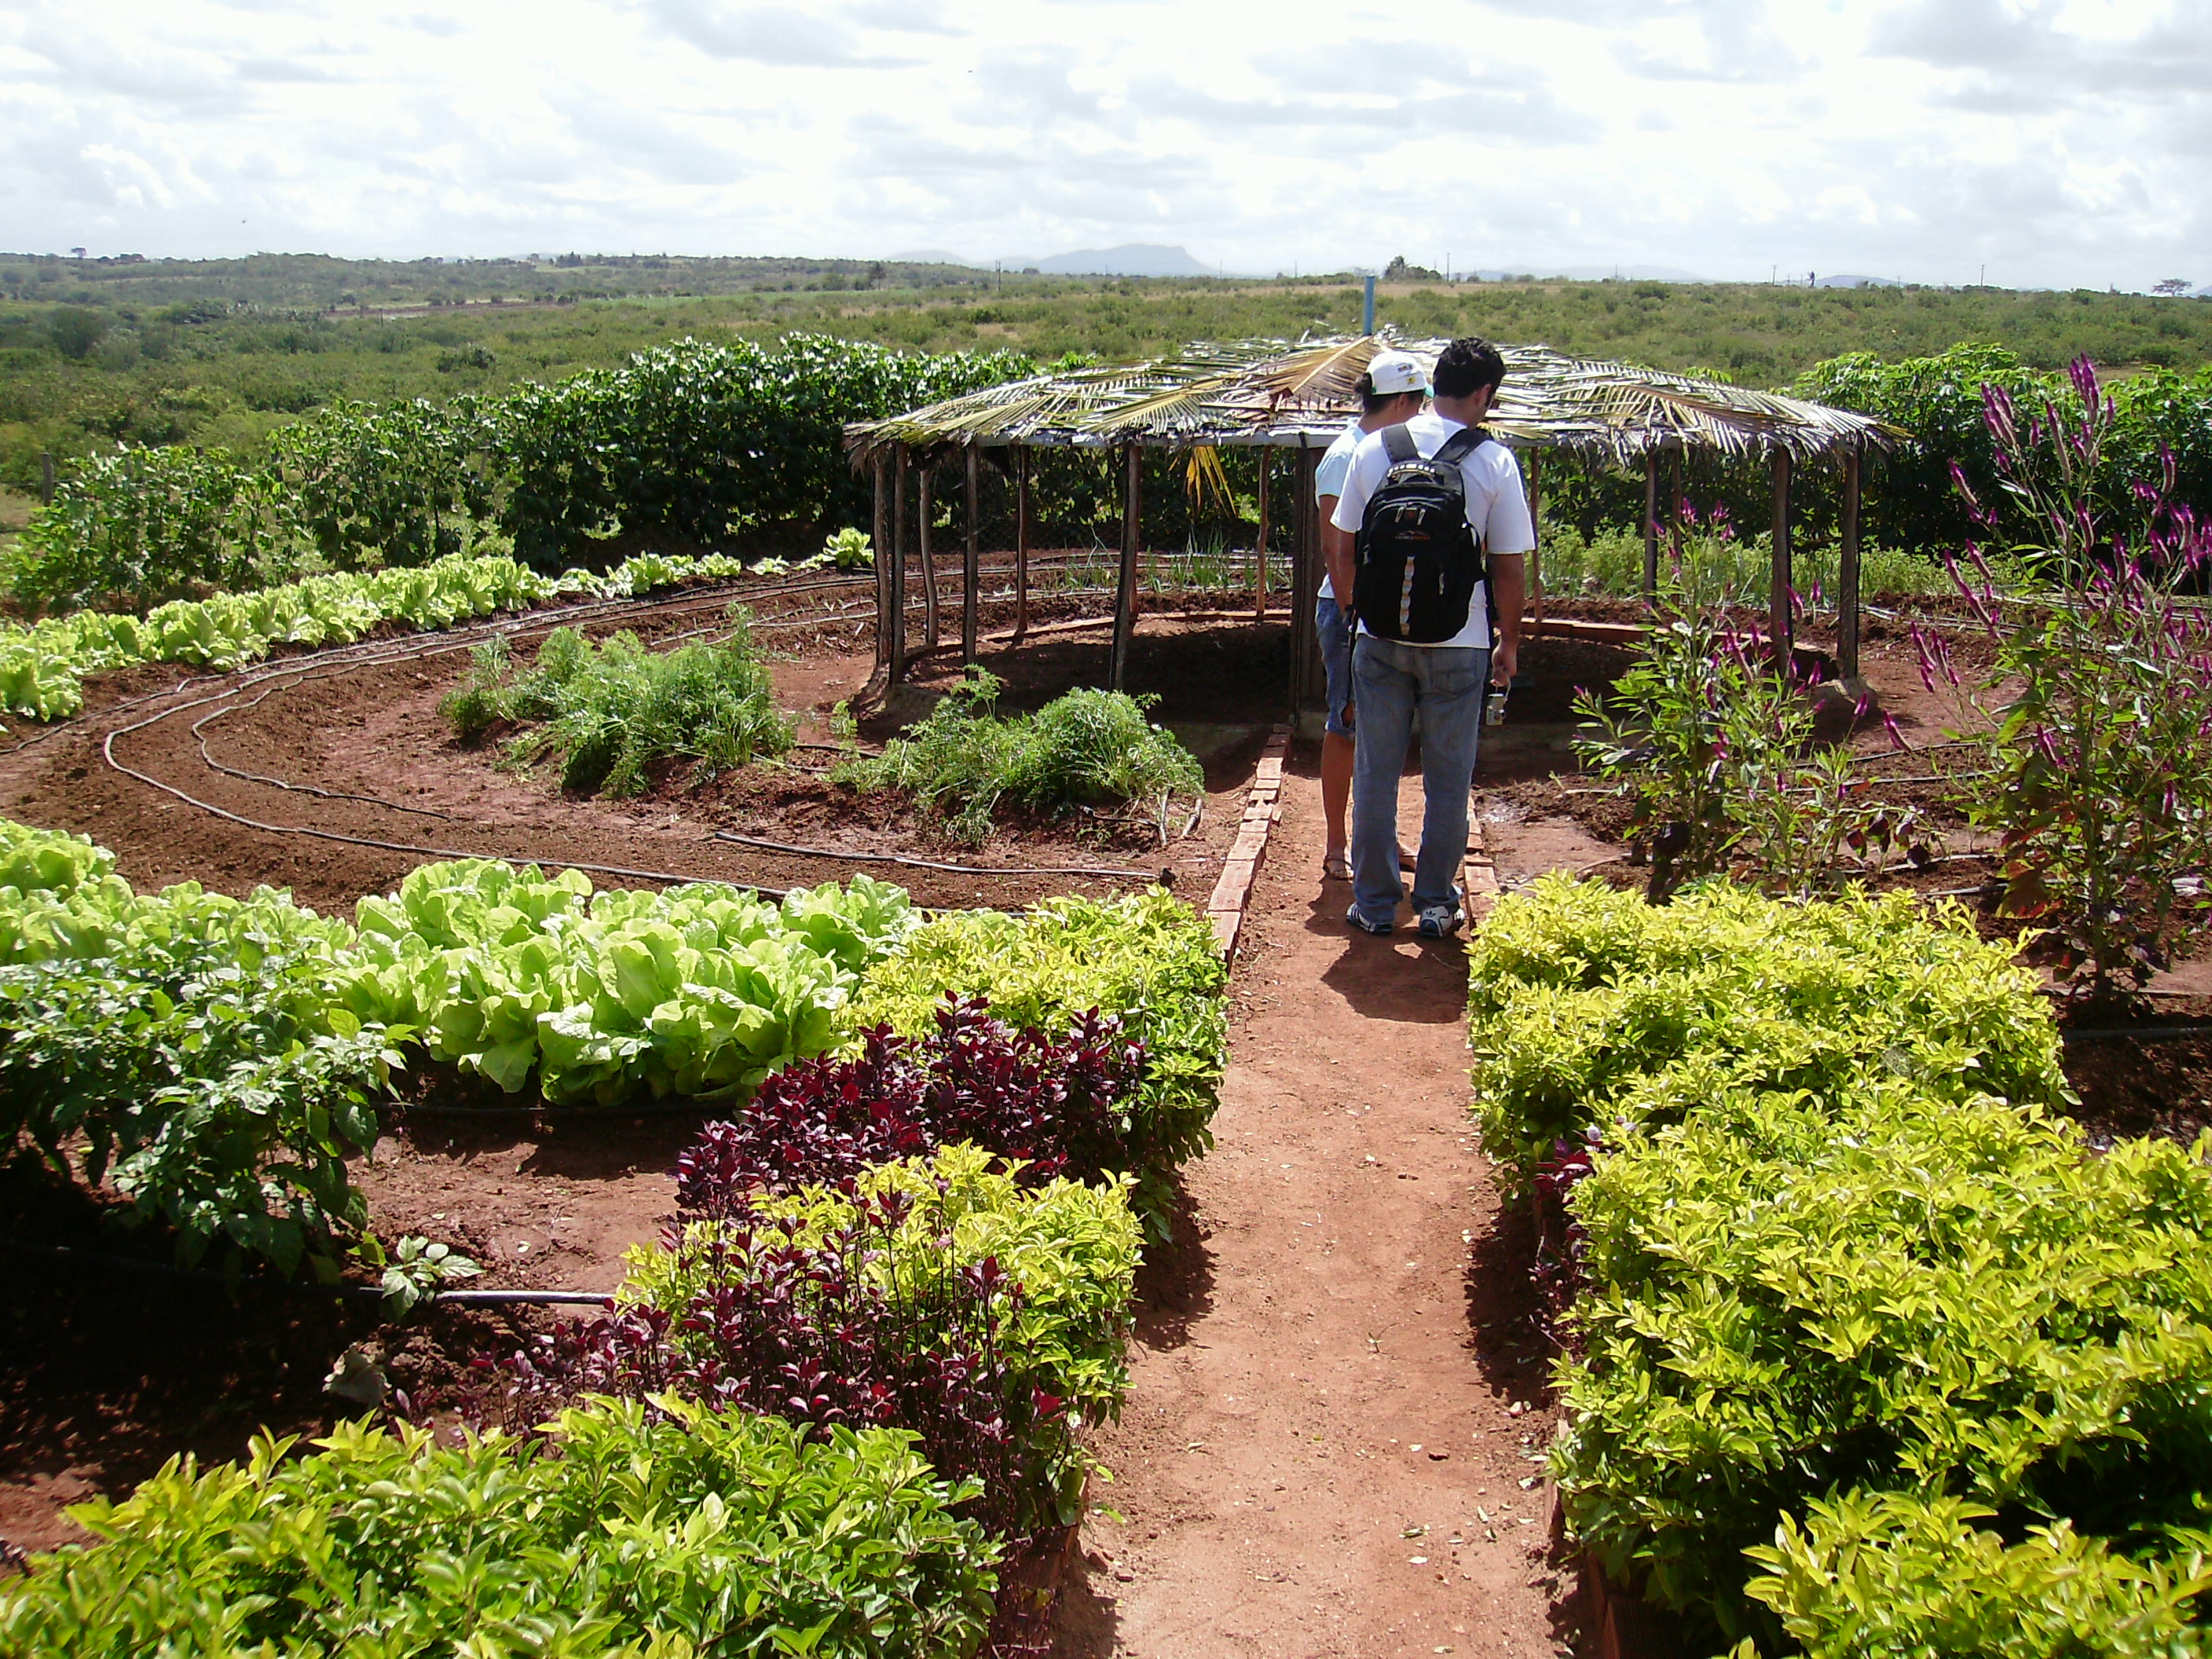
[675,994,1146,1211]
[493,996,1144,1541]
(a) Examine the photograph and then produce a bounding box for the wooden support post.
[1111,445,1142,691]
[889,449,910,684]
[1666,448,1684,568]
[961,444,980,667]
[1014,447,1031,643]
[870,452,892,679]
[1254,449,1271,622]
[1641,452,1661,603]
[1769,449,1794,672]
[1838,446,1863,681]
[38,452,56,507]
[918,466,940,651]
[1289,446,1322,712]
[1525,446,1545,625]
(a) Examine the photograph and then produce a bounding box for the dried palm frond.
[846,333,1901,467]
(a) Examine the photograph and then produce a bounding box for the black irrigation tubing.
[712,829,1163,881]
[2061,1027,2212,1044]
[0,566,874,762]
[0,1236,615,1306]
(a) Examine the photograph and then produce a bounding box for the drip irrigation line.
[2060,1026,2212,1044]
[712,830,1163,881]
[0,1236,617,1306]
[103,705,792,898]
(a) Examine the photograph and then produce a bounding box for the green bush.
[1559,1083,2212,1643]
[456,614,794,796]
[16,444,291,615]
[1472,877,2212,1652]
[841,668,1205,846]
[0,826,386,1276]
[1465,876,2063,1192]
[0,1397,999,1659]
[1741,1489,2212,1658]
[854,892,1227,1237]
[626,1144,1143,1532]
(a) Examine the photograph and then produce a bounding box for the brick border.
[1461,820,1501,931]
[1205,723,1291,961]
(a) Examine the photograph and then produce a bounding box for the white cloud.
[0,0,2201,291]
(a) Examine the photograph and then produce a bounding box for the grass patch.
[839,668,1205,845]
[442,608,793,795]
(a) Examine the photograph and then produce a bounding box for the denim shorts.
[1317,595,1355,738]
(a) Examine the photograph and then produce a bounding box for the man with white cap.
[1330,336,1530,937]
[1313,349,1429,881]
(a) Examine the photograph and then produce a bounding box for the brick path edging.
[1204,724,1291,962]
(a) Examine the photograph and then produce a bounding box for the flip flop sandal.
[1321,852,1353,881]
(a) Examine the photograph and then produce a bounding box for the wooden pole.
[961,444,980,667]
[870,452,891,679]
[1666,448,1684,569]
[1290,446,1322,712]
[1111,445,1142,691]
[1770,449,1794,672]
[1014,447,1031,643]
[889,449,909,684]
[1254,449,1271,622]
[918,466,939,650]
[1838,446,1863,681]
[1525,446,1545,625]
[1641,452,1660,603]
[38,452,56,507]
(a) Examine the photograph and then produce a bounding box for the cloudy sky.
[2,0,2205,289]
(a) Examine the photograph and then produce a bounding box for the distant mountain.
[1000,244,1218,277]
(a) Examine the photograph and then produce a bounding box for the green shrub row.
[13,335,1030,613]
[0,1398,999,1659]
[855,891,1229,1238]
[1468,877,2212,1654]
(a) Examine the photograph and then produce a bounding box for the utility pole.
[1362,273,1375,335]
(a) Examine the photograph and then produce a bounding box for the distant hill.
[1002,244,1217,278]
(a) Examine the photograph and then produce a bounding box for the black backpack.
[1352,424,1489,643]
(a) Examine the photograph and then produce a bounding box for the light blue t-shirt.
[1311,418,1366,603]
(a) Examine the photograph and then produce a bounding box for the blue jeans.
[1349,634,1490,926]
[1317,596,1356,738]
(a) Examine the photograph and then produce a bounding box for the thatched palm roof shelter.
[845,334,1899,705]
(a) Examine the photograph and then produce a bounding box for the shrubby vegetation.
[0,1398,1001,1658]
[445,614,793,796]
[840,668,1207,846]
[521,1144,1142,1539]
[855,892,1229,1237]
[1470,877,2212,1655]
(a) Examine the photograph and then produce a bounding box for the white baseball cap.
[1366,350,1430,395]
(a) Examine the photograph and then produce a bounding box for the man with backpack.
[1328,337,1531,938]
[1313,349,1430,881]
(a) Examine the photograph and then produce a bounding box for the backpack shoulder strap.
[1380,423,1419,464]
[1433,424,1488,466]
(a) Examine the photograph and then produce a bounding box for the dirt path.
[1057,753,1569,1659]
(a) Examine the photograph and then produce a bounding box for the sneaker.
[1416,905,1464,939]
[1346,907,1394,936]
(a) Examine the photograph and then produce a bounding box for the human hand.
[1491,638,1518,686]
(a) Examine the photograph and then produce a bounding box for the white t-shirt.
[1310,416,1367,604]
[1328,413,1535,650]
